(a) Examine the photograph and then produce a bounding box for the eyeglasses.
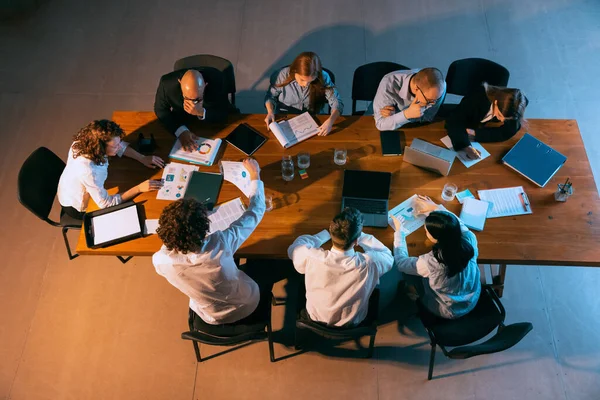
[415,85,442,106]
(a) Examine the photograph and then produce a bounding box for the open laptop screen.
[342,170,391,200]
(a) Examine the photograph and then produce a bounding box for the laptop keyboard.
[344,198,387,214]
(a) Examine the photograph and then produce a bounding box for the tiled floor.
[1,1,600,399]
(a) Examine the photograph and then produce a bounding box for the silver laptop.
[403,138,456,176]
[341,170,392,228]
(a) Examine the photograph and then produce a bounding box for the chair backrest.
[446,58,510,96]
[352,61,410,102]
[18,147,65,223]
[418,286,505,347]
[173,54,236,97]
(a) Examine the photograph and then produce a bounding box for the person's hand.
[464,145,481,160]
[183,99,204,117]
[265,112,275,130]
[390,215,404,232]
[403,98,428,120]
[316,118,334,136]
[380,105,396,118]
[414,195,439,215]
[137,179,163,193]
[179,130,198,152]
[243,158,261,181]
[466,128,476,136]
[141,155,165,169]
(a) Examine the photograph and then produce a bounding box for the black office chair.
[173,54,237,107]
[351,61,410,115]
[418,285,533,380]
[295,287,380,358]
[17,147,82,260]
[446,58,510,96]
[270,66,337,114]
[18,147,133,263]
[181,293,276,363]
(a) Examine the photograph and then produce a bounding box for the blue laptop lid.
[502,133,567,187]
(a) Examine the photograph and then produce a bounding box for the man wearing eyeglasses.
[373,68,446,131]
[154,68,231,151]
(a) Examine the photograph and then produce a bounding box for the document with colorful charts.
[220,161,252,198]
[169,136,222,166]
[207,197,246,234]
[269,112,319,148]
[156,162,199,201]
[388,194,428,235]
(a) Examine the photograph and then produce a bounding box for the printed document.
[220,161,252,197]
[440,136,490,168]
[269,112,319,148]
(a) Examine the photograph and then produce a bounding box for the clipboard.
[83,201,144,248]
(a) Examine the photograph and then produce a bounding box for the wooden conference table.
[77,112,600,291]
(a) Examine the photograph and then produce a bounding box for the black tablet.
[225,123,268,156]
[380,130,403,156]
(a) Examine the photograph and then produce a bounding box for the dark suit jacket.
[445,85,521,151]
[154,67,230,135]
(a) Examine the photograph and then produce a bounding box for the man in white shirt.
[153,158,270,329]
[287,207,394,327]
[373,68,446,131]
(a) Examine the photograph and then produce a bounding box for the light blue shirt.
[393,210,481,319]
[373,69,445,131]
[265,67,343,114]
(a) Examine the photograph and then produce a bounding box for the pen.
[520,192,530,212]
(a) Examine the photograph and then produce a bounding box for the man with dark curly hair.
[153,158,270,327]
[57,119,164,220]
[288,207,393,327]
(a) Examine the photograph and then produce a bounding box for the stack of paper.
[157,162,199,201]
[459,198,491,231]
[269,112,319,148]
[440,135,490,168]
[169,136,222,166]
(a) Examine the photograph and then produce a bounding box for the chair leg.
[367,334,376,359]
[192,341,202,362]
[62,227,79,260]
[267,320,275,362]
[117,256,133,264]
[428,343,437,380]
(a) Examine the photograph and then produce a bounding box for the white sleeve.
[287,230,330,274]
[174,125,190,138]
[357,233,393,276]
[81,167,122,209]
[219,180,266,252]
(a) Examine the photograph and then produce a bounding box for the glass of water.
[281,155,294,181]
[441,183,458,201]
[297,152,310,169]
[334,147,347,165]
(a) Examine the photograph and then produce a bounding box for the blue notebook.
[502,133,567,187]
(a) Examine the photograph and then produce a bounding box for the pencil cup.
[554,184,573,202]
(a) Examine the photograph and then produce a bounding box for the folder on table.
[502,133,567,187]
[183,171,223,210]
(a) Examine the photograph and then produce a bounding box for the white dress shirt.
[393,210,481,319]
[57,141,129,212]
[153,180,266,325]
[288,230,394,327]
[372,69,445,131]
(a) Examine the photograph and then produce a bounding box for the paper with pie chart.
[220,161,252,198]
[269,112,319,148]
[156,162,199,201]
[169,136,222,166]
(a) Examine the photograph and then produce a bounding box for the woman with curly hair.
[153,158,273,329]
[264,51,343,136]
[57,119,164,220]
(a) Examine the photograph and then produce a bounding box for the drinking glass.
[297,152,310,169]
[441,183,458,201]
[265,194,274,211]
[281,155,294,181]
[334,148,347,165]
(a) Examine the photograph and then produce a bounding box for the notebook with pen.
[502,133,567,187]
[478,186,532,218]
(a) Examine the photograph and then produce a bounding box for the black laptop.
[341,170,392,227]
